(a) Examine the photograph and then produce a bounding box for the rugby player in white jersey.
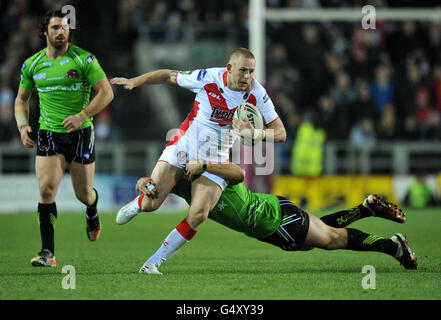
[110,48,286,272]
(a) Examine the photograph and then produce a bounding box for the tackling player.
[124,161,417,274]
[111,48,286,267]
[14,10,114,267]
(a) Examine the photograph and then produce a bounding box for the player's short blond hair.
[228,48,255,63]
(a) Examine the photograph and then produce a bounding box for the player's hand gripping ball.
[233,102,264,146]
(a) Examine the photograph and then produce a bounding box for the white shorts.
[159,144,228,190]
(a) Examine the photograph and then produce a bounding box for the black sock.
[38,202,57,254]
[86,188,99,227]
[320,205,372,228]
[346,228,398,257]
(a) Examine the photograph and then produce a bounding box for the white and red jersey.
[167,67,279,162]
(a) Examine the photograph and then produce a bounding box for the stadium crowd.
[1,0,441,147]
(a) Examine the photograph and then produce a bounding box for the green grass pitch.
[0,208,440,300]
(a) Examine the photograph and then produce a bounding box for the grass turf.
[0,208,440,300]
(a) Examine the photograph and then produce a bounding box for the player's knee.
[188,211,209,229]
[39,183,58,202]
[74,188,94,205]
[325,228,345,250]
[139,197,161,212]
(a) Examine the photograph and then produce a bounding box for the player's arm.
[263,118,286,143]
[62,77,114,133]
[110,69,178,90]
[14,86,34,148]
[185,160,245,185]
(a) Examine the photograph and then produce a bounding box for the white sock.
[145,228,189,267]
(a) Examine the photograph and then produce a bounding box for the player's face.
[227,55,256,92]
[46,17,70,49]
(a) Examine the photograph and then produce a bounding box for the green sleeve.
[19,60,35,90]
[83,54,106,85]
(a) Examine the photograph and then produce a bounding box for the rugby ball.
[233,102,264,146]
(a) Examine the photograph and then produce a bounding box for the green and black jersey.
[173,183,282,239]
[20,44,106,132]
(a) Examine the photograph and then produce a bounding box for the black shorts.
[258,196,310,251]
[37,127,96,164]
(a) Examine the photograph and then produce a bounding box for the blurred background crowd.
[1,0,441,155]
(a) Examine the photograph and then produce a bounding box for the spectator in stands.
[413,88,437,139]
[292,24,327,105]
[370,64,394,116]
[403,174,439,208]
[432,65,441,113]
[315,95,340,140]
[349,117,376,151]
[377,103,398,140]
[351,79,377,121]
[395,62,427,121]
[328,71,356,138]
[0,74,19,143]
[95,109,121,142]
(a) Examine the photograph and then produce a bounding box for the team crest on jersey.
[177,150,187,164]
[67,69,80,78]
[86,55,95,64]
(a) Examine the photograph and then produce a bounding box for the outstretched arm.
[110,69,178,90]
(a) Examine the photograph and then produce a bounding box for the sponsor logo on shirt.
[39,144,48,152]
[197,69,207,81]
[37,82,84,92]
[86,55,94,64]
[210,106,236,124]
[43,61,52,67]
[33,73,46,80]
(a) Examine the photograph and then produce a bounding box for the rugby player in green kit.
[14,10,113,267]
[119,161,417,274]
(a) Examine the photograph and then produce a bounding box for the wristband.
[15,111,29,131]
[76,111,88,122]
[253,129,266,141]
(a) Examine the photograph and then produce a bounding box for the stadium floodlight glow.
[249,0,441,83]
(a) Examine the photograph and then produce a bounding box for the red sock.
[176,218,197,240]
[137,193,144,209]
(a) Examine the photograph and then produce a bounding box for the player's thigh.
[302,213,336,250]
[70,161,95,200]
[141,161,183,211]
[35,155,66,200]
[188,176,222,226]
